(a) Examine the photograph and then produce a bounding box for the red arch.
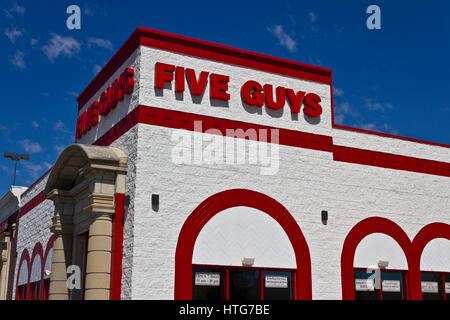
[30,243,44,279]
[15,249,31,300]
[410,223,450,299]
[30,243,44,300]
[43,235,55,270]
[341,217,415,300]
[174,189,312,300]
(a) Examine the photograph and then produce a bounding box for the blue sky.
[1,0,449,193]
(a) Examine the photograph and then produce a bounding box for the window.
[354,269,407,300]
[42,278,50,300]
[380,271,406,300]
[16,284,28,300]
[192,265,295,300]
[229,269,260,300]
[192,267,226,300]
[421,272,448,300]
[445,275,450,300]
[263,270,293,300]
[354,269,381,300]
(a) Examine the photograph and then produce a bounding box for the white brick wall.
[13,174,53,299]
[110,127,138,300]
[130,123,450,300]
[125,45,449,299]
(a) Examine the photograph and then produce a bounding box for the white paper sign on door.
[265,276,288,288]
[445,282,450,294]
[355,279,375,291]
[195,272,220,286]
[421,281,439,293]
[382,280,401,292]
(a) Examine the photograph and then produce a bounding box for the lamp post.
[3,152,29,185]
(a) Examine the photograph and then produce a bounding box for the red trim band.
[332,124,450,149]
[19,191,47,219]
[333,145,450,178]
[91,105,450,179]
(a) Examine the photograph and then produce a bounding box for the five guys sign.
[75,68,135,139]
[76,62,323,139]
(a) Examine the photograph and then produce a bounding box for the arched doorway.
[411,223,450,300]
[341,217,414,300]
[174,189,312,300]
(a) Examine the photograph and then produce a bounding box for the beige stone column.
[6,223,17,300]
[48,213,73,300]
[83,193,115,300]
[0,235,9,300]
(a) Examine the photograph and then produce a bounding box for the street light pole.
[3,152,29,186]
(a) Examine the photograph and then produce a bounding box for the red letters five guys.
[76,62,323,139]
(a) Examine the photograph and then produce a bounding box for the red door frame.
[174,189,312,300]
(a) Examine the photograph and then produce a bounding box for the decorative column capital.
[50,214,74,235]
[84,193,116,218]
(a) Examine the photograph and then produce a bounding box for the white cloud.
[334,88,344,97]
[267,25,297,53]
[66,91,78,98]
[10,50,25,70]
[360,123,377,131]
[31,121,39,128]
[364,99,393,112]
[18,139,42,153]
[23,162,45,180]
[43,161,52,169]
[334,102,355,125]
[53,120,69,133]
[30,38,38,46]
[309,12,318,23]
[358,122,399,135]
[42,34,81,62]
[87,37,113,50]
[4,27,23,43]
[4,3,25,19]
[84,6,94,16]
[1,165,14,176]
[93,64,102,75]
[54,145,65,154]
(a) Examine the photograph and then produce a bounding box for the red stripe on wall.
[333,145,450,178]
[90,105,450,179]
[19,191,47,219]
[93,108,139,147]
[137,105,334,152]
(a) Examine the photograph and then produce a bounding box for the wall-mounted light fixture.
[321,210,328,225]
[241,257,255,267]
[377,260,389,269]
[152,194,159,212]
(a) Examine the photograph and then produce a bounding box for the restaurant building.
[0,27,449,300]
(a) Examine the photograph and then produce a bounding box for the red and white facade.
[0,27,449,300]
